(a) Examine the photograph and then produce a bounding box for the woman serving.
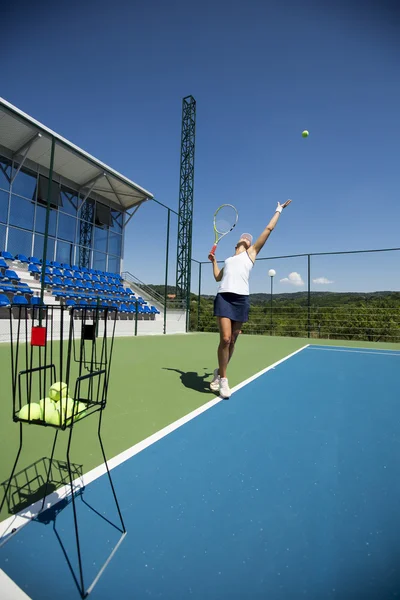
[208,200,292,398]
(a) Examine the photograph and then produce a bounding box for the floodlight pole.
[176,95,196,332]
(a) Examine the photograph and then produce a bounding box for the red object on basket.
[31,326,46,346]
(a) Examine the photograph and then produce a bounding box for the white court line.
[308,346,400,357]
[0,568,31,599]
[0,344,309,543]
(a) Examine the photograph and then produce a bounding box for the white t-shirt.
[218,251,254,296]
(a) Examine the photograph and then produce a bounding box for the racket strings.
[214,206,237,234]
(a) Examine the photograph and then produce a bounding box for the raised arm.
[248,200,292,260]
[208,253,224,281]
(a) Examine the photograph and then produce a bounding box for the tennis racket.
[209,204,238,256]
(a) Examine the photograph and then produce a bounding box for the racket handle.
[209,244,217,256]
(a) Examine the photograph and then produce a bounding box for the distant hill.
[247,291,400,305]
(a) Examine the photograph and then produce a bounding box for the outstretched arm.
[208,253,224,282]
[248,200,292,260]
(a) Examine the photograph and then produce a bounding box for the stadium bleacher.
[0,250,161,318]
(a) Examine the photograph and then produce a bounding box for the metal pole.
[163,209,170,335]
[197,262,202,331]
[135,300,138,336]
[307,254,311,338]
[270,277,273,335]
[40,136,55,305]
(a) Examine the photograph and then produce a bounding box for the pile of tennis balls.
[17,381,86,426]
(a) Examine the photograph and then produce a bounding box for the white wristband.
[275,205,283,214]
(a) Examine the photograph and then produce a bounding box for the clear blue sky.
[1,0,399,294]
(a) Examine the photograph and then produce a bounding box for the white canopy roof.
[0,97,154,211]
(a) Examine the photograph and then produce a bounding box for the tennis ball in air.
[18,403,41,421]
[49,381,68,402]
[302,130,309,138]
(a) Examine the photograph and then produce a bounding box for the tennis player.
[208,200,292,398]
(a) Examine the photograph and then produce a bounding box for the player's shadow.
[163,368,213,394]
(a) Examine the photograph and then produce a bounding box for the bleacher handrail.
[121,271,165,306]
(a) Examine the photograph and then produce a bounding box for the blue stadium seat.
[28,263,40,274]
[16,282,33,294]
[1,251,13,260]
[31,297,43,306]
[5,269,20,281]
[0,293,10,307]
[0,258,8,269]
[29,256,40,264]
[0,283,16,293]
[15,253,29,263]
[13,296,28,306]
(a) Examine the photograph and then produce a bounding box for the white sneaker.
[219,377,231,399]
[210,368,220,392]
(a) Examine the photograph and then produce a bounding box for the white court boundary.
[308,345,400,357]
[0,343,309,599]
[0,569,31,599]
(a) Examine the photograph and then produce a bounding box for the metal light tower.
[176,95,196,330]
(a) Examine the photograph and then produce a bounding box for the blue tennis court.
[1,344,400,599]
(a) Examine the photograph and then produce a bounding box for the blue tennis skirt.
[213,292,250,323]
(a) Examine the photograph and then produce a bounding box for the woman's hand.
[277,199,292,211]
[208,253,216,262]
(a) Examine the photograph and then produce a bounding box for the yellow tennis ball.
[39,397,55,420]
[74,402,87,422]
[49,381,68,402]
[302,130,309,138]
[44,405,62,426]
[18,403,41,421]
[58,398,75,425]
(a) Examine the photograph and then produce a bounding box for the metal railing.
[121,271,165,306]
[192,303,400,343]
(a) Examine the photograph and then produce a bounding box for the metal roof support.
[77,172,105,214]
[0,162,11,185]
[11,132,42,184]
[104,173,124,207]
[124,201,146,227]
